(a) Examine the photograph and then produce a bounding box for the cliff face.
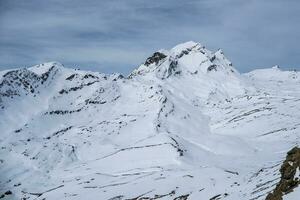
[266,147,300,200]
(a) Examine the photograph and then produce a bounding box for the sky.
[0,0,299,75]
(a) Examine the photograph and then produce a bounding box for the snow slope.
[0,41,299,200]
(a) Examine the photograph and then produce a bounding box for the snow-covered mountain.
[0,41,299,200]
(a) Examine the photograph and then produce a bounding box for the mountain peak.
[130,41,237,79]
[28,61,64,75]
[169,41,202,55]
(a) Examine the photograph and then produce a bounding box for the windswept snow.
[0,41,299,200]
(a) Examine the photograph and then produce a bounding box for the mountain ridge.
[0,41,299,200]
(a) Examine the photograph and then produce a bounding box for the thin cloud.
[0,0,299,74]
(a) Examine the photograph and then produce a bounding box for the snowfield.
[0,41,299,200]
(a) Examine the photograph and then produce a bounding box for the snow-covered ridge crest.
[0,41,247,107]
[27,61,64,75]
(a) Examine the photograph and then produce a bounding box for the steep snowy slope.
[0,41,299,200]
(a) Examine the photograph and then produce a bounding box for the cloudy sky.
[0,0,299,74]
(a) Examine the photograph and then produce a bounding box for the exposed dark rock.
[59,81,98,95]
[176,44,198,59]
[0,65,58,103]
[14,183,21,187]
[52,126,72,137]
[173,194,189,200]
[107,195,124,200]
[46,108,82,115]
[209,194,221,200]
[0,69,40,98]
[144,52,167,66]
[4,191,12,195]
[83,74,98,79]
[66,74,76,81]
[125,190,176,200]
[166,60,181,78]
[14,128,22,133]
[209,55,216,62]
[207,65,217,72]
[0,190,12,199]
[113,74,124,81]
[85,99,107,105]
[265,146,300,200]
[40,66,56,82]
[177,49,190,59]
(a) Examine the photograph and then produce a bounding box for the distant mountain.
[0,41,299,200]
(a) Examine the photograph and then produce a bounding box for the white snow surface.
[0,41,300,200]
[283,187,300,200]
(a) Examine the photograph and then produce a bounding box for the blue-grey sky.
[0,0,299,75]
